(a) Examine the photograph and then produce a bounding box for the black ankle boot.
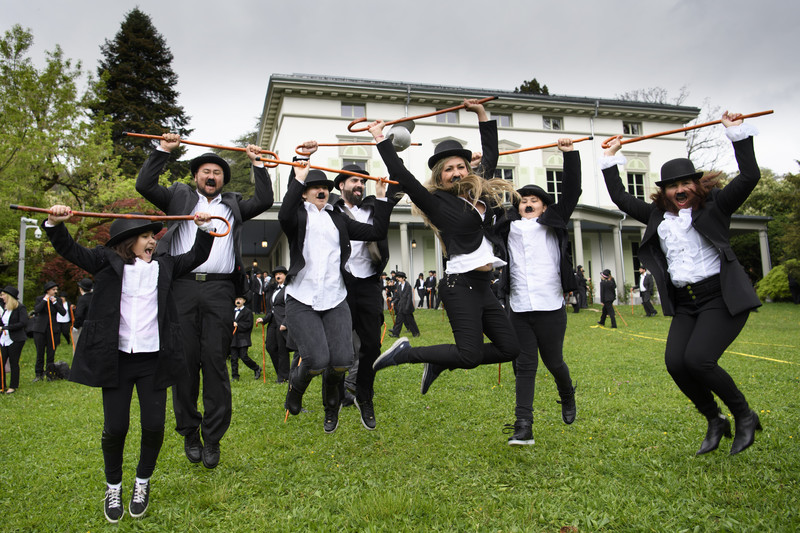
[696,415,731,455]
[557,385,577,425]
[285,365,313,416]
[730,409,762,455]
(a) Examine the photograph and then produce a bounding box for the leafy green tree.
[92,8,192,180]
[0,25,136,305]
[514,78,549,95]
[210,128,259,193]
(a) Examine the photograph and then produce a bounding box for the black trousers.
[1,341,25,389]
[641,292,657,316]
[599,302,616,327]
[230,346,259,378]
[101,352,166,484]
[665,281,751,419]
[391,310,419,336]
[343,274,384,402]
[405,271,519,368]
[265,322,290,382]
[171,279,233,445]
[510,306,572,421]
[33,331,57,376]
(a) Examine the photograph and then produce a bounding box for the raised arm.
[714,112,761,216]
[552,138,582,218]
[135,133,181,211]
[238,143,275,220]
[600,137,654,225]
[43,205,107,274]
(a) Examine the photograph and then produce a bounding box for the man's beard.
[343,188,364,206]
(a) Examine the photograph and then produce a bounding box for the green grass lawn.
[1,303,798,532]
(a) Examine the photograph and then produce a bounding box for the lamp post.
[18,217,42,304]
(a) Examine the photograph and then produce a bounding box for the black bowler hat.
[190,152,232,184]
[43,281,59,292]
[106,215,163,247]
[655,158,704,188]
[236,293,249,303]
[602,269,611,277]
[78,278,93,291]
[1,285,19,299]
[516,184,554,206]
[428,139,472,169]
[395,271,407,279]
[334,164,369,190]
[303,170,335,191]
[272,265,288,275]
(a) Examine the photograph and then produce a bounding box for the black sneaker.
[32,374,43,383]
[504,419,534,446]
[373,337,410,372]
[254,367,262,380]
[129,480,150,518]
[184,429,202,464]
[103,485,124,523]
[355,398,376,430]
[420,363,446,395]
[324,405,341,433]
[557,386,577,425]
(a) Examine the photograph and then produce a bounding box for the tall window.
[546,169,563,203]
[492,113,512,127]
[623,122,642,135]
[627,172,646,201]
[435,110,459,124]
[341,103,365,118]
[543,116,563,131]
[342,159,368,171]
[493,168,514,181]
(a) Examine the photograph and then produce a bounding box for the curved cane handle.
[600,135,624,150]
[347,117,370,133]
[209,216,231,238]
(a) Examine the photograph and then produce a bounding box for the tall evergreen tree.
[92,8,192,179]
[513,78,550,95]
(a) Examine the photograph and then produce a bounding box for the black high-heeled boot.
[696,414,731,455]
[730,409,762,455]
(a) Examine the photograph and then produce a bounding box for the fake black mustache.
[525,206,534,213]
[675,192,688,201]
[206,178,216,187]
[316,192,326,200]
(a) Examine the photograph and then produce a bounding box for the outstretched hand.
[557,138,574,152]
[160,132,181,152]
[368,120,386,141]
[47,205,72,225]
[721,111,743,128]
[603,136,622,157]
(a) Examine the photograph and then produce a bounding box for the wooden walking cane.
[10,205,231,238]
[613,305,628,327]
[69,304,76,352]
[380,322,387,346]
[347,96,498,132]
[296,141,421,155]
[255,155,398,185]
[46,298,56,352]
[499,136,593,156]
[122,132,280,159]
[600,110,774,149]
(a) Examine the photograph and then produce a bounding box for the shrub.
[756,259,800,301]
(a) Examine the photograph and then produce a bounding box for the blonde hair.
[3,293,19,311]
[410,156,518,256]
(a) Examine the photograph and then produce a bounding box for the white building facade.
[241,74,770,302]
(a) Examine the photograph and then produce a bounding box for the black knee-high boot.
[285,363,314,415]
[101,431,127,485]
[137,427,165,480]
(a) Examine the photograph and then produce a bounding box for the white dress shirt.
[508,218,563,312]
[658,209,720,287]
[445,198,505,274]
[1,309,12,346]
[170,191,235,274]
[286,202,347,311]
[118,258,160,353]
[339,203,377,279]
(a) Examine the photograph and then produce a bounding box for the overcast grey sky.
[3,0,797,174]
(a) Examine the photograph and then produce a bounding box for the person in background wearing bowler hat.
[637,266,658,317]
[425,270,438,309]
[389,272,420,339]
[72,278,94,346]
[602,112,762,456]
[1,285,29,394]
[493,138,580,446]
[136,133,274,469]
[43,204,214,523]
[257,265,290,383]
[279,158,392,434]
[415,273,426,308]
[597,269,617,328]
[575,265,588,309]
[368,100,521,435]
[230,294,262,381]
[29,280,66,381]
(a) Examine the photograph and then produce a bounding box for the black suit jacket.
[278,176,392,286]
[377,121,501,263]
[263,284,287,326]
[73,292,93,329]
[494,150,582,296]
[135,149,274,294]
[44,221,213,389]
[29,294,66,334]
[232,306,253,348]
[1,305,29,343]
[603,137,761,316]
[392,282,414,314]
[600,278,617,303]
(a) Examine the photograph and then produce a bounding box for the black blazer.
[392,282,414,314]
[494,150,582,295]
[73,292,93,329]
[278,176,392,286]
[136,149,274,294]
[29,295,66,334]
[231,306,253,348]
[603,137,761,316]
[600,278,617,303]
[263,283,287,326]
[331,193,398,276]
[44,221,213,389]
[377,121,500,262]
[1,305,29,343]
